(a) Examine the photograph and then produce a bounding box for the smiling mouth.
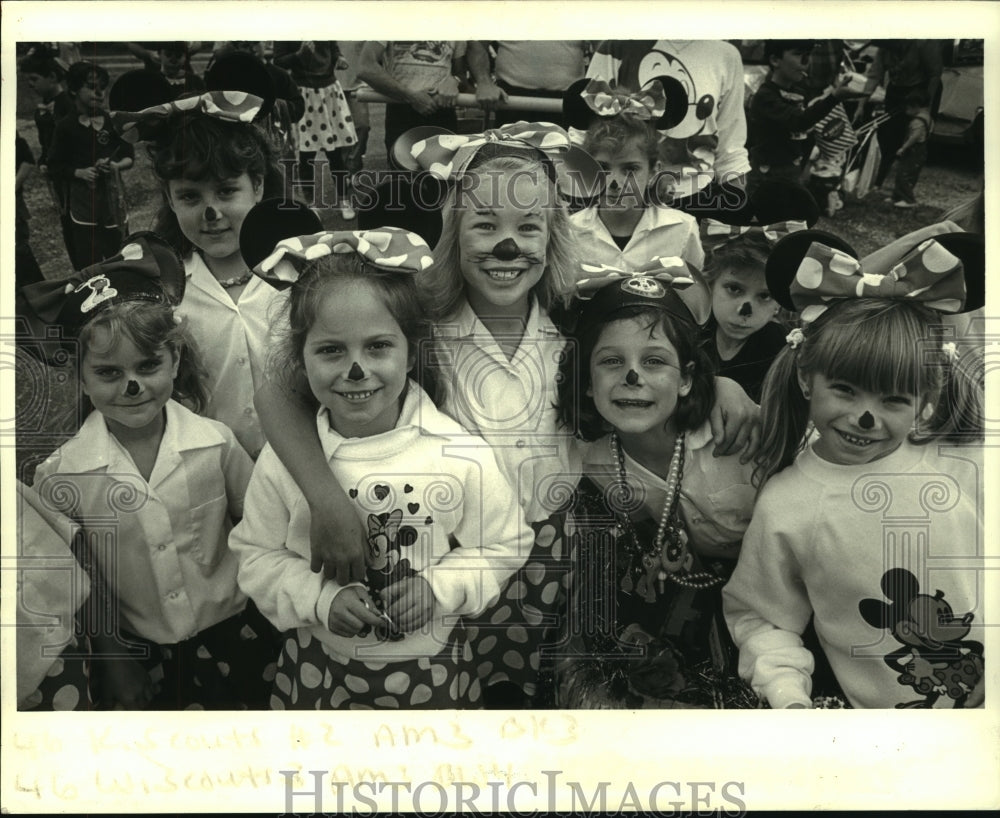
[483,268,524,281]
[613,399,654,409]
[337,389,379,402]
[837,429,878,447]
[202,227,229,235]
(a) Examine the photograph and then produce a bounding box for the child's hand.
[308,499,368,585]
[75,166,99,182]
[382,576,435,633]
[96,157,112,174]
[895,148,906,157]
[327,586,385,637]
[96,657,155,710]
[336,56,349,71]
[710,376,762,463]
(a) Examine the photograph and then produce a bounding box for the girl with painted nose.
[725,231,985,709]
[23,234,277,711]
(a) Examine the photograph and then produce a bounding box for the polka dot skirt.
[19,635,92,711]
[462,511,569,698]
[296,82,357,155]
[271,627,480,710]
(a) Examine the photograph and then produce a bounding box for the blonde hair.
[419,154,578,321]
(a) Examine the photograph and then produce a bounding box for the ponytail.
[753,342,811,490]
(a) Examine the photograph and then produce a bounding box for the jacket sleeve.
[722,491,815,708]
[712,43,751,180]
[421,446,533,617]
[45,118,78,182]
[228,448,342,631]
[751,84,841,135]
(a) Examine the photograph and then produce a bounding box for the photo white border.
[2,2,998,812]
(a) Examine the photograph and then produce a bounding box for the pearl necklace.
[609,431,724,592]
[217,269,253,289]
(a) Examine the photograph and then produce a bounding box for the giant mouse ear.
[644,75,688,131]
[391,125,454,171]
[765,229,858,312]
[109,68,175,112]
[750,178,821,228]
[924,231,984,312]
[240,198,324,275]
[562,77,598,131]
[204,51,276,120]
[553,145,606,203]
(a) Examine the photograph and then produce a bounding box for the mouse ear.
[553,145,606,203]
[204,51,275,120]
[109,68,175,112]
[924,231,984,312]
[643,75,688,130]
[561,77,598,131]
[391,126,455,171]
[240,198,324,274]
[357,173,446,249]
[765,229,858,311]
[750,178,821,227]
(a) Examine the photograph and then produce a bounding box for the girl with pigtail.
[723,230,985,709]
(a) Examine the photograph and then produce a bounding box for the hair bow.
[110,90,264,143]
[254,228,434,290]
[790,239,966,323]
[700,218,808,252]
[17,232,185,343]
[407,121,571,181]
[579,78,667,120]
[575,262,697,327]
[576,256,695,294]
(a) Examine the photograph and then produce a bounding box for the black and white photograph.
[2,1,997,813]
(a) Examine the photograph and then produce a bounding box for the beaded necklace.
[609,431,724,592]
[217,269,253,289]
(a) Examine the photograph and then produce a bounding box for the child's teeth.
[488,270,520,280]
[342,391,373,401]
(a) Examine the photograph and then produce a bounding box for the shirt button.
[237,357,247,366]
[157,544,166,551]
[516,439,526,448]
[169,591,179,600]
[244,407,254,416]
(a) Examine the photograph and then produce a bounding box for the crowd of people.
[15,39,985,713]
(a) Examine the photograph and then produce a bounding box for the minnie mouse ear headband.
[766,228,967,324]
[574,257,698,328]
[252,227,435,290]
[240,198,325,272]
[16,232,185,356]
[204,51,276,120]
[393,121,604,201]
[562,75,688,131]
[700,179,820,252]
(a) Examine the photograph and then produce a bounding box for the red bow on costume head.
[790,239,966,323]
[579,78,667,121]
[699,217,809,252]
[110,90,264,143]
[253,228,435,290]
[405,121,571,180]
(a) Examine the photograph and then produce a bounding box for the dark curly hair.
[555,304,716,441]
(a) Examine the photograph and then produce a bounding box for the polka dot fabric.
[462,511,569,700]
[270,627,480,710]
[295,82,357,156]
[18,635,92,711]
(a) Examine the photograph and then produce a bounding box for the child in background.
[892,90,932,209]
[19,46,73,171]
[565,79,708,323]
[230,228,532,709]
[553,271,756,708]
[15,133,45,289]
[723,231,984,708]
[156,42,206,99]
[47,61,134,267]
[116,83,287,460]
[23,234,276,710]
[747,40,858,192]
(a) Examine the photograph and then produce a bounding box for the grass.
[12,58,983,483]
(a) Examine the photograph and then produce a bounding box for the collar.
[574,204,691,242]
[53,399,228,474]
[798,436,924,479]
[185,251,262,307]
[316,379,457,460]
[440,295,558,341]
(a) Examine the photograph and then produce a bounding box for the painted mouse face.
[896,592,974,648]
[637,50,715,138]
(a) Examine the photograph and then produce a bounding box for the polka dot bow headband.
[575,257,697,327]
[406,121,571,180]
[110,90,264,143]
[790,238,966,323]
[700,217,809,252]
[254,228,435,289]
[579,78,667,120]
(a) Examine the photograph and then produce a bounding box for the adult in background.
[587,40,750,220]
[862,40,943,189]
[469,41,591,127]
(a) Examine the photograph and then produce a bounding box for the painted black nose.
[347,362,365,381]
[125,380,140,397]
[859,411,874,430]
[204,205,218,221]
[625,369,639,386]
[738,302,752,318]
[491,238,520,261]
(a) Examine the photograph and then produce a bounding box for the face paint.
[858,411,875,430]
[491,237,521,261]
[347,362,365,381]
[625,369,639,386]
[125,380,140,397]
[738,301,753,318]
[204,205,218,221]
